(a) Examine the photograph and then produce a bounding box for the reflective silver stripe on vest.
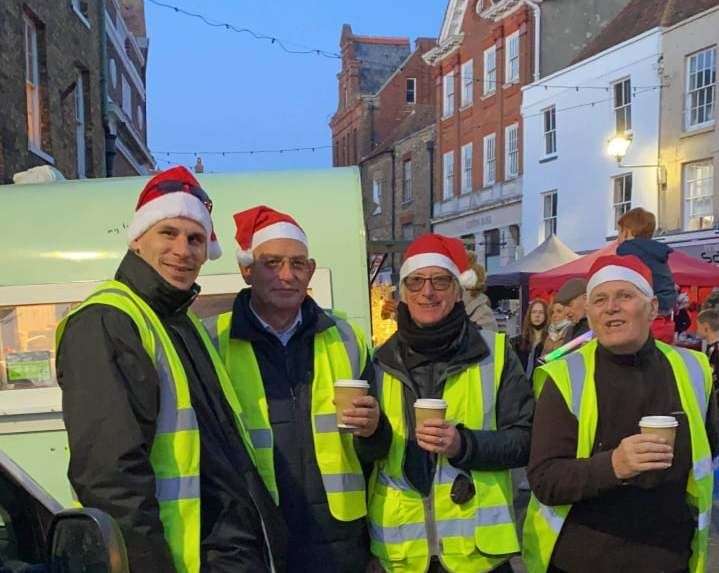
[314,413,338,433]
[699,510,711,530]
[538,502,564,534]
[203,314,220,349]
[436,505,514,538]
[334,318,362,378]
[565,351,586,416]
[674,347,708,416]
[156,475,201,502]
[369,520,426,544]
[377,471,413,491]
[322,472,365,493]
[435,461,470,486]
[693,455,713,481]
[250,428,273,449]
[478,332,497,431]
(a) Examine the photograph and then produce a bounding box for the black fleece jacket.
[373,319,535,496]
[57,252,286,573]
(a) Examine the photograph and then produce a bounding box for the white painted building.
[521,28,664,253]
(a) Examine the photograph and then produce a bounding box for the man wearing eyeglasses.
[368,234,534,573]
[56,168,286,573]
[207,205,390,573]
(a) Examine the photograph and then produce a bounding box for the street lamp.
[607,134,633,163]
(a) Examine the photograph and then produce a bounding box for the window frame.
[461,143,473,194]
[505,123,519,180]
[542,190,558,239]
[371,179,382,215]
[611,173,633,231]
[685,47,716,130]
[71,0,91,28]
[683,160,715,230]
[402,159,413,204]
[442,150,455,200]
[74,72,86,178]
[406,77,416,104]
[483,46,496,95]
[461,59,474,107]
[121,74,132,119]
[483,133,496,187]
[505,31,520,84]
[24,14,41,151]
[543,106,556,156]
[613,77,632,134]
[443,71,455,117]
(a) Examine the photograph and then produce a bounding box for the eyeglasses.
[154,180,213,212]
[403,274,454,292]
[259,255,312,273]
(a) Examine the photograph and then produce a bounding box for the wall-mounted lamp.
[606,133,666,186]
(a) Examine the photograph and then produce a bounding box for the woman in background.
[512,299,548,379]
[542,301,572,355]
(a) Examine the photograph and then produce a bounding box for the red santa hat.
[587,254,654,297]
[127,166,222,260]
[233,205,308,266]
[399,233,477,288]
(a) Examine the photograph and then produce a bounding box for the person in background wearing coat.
[369,233,534,573]
[542,302,572,355]
[524,254,719,573]
[56,167,286,572]
[463,251,498,331]
[511,299,548,379]
[209,206,388,573]
[554,277,590,343]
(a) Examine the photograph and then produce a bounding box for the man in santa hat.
[208,205,388,572]
[56,167,286,572]
[368,233,534,573]
[525,254,719,573]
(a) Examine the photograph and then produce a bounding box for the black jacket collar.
[229,288,335,342]
[115,250,199,318]
[597,335,658,367]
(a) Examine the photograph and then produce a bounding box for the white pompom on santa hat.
[233,205,308,266]
[399,233,477,289]
[127,165,222,260]
[586,254,654,297]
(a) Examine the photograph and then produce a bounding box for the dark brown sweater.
[528,338,719,573]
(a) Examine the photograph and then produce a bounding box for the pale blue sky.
[145,1,446,173]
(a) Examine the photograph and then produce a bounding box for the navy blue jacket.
[617,238,676,313]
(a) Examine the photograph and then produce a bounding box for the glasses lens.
[404,276,425,292]
[431,275,453,290]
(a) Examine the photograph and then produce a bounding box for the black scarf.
[397,301,467,361]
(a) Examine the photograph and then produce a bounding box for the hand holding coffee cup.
[414,399,461,457]
[610,416,677,480]
[334,380,378,436]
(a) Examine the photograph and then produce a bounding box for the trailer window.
[0,303,74,391]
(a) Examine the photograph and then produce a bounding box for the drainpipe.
[97,0,115,176]
[522,0,541,82]
[426,139,435,232]
[390,147,397,278]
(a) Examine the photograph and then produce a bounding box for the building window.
[505,31,520,84]
[109,58,117,88]
[71,0,90,26]
[461,143,473,194]
[461,59,474,107]
[402,159,412,203]
[686,47,716,129]
[505,124,519,179]
[484,228,501,273]
[543,106,556,156]
[137,105,144,131]
[684,160,714,230]
[613,78,632,134]
[443,151,455,199]
[74,72,86,178]
[483,46,496,95]
[406,78,416,104]
[121,75,132,118]
[371,179,382,215]
[24,14,41,150]
[612,173,633,230]
[443,71,455,117]
[543,191,558,239]
[401,223,414,241]
[483,133,496,186]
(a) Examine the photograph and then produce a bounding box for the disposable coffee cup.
[334,380,370,429]
[414,398,448,428]
[639,415,679,449]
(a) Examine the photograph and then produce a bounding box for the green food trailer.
[0,167,370,506]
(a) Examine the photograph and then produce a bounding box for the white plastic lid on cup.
[639,415,678,428]
[414,398,448,409]
[334,379,370,389]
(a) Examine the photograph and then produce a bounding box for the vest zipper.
[424,490,441,556]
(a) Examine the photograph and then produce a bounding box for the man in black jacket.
[555,277,590,343]
[56,167,286,572]
[213,206,390,573]
[370,234,534,573]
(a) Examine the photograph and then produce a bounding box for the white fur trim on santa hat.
[586,265,653,298]
[250,221,308,250]
[236,248,254,267]
[127,192,222,260]
[399,253,460,282]
[459,269,478,289]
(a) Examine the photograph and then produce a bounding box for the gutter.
[522,0,541,82]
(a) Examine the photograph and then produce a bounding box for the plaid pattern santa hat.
[233,205,308,266]
[587,254,654,297]
[400,233,477,289]
[127,166,222,260]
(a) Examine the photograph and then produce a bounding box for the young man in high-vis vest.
[525,254,719,573]
[369,234,535,573]
[210,206,391,573]
[56,167,286,573]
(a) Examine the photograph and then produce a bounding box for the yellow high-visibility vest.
[522,339,714,573]
[369,332,520,573]
[57,280,256,573]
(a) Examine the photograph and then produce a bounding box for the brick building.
[0,0,105,182]
[0,0,151,184]
[423,0,539,273]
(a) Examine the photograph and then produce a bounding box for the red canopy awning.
[529,241,719,297]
